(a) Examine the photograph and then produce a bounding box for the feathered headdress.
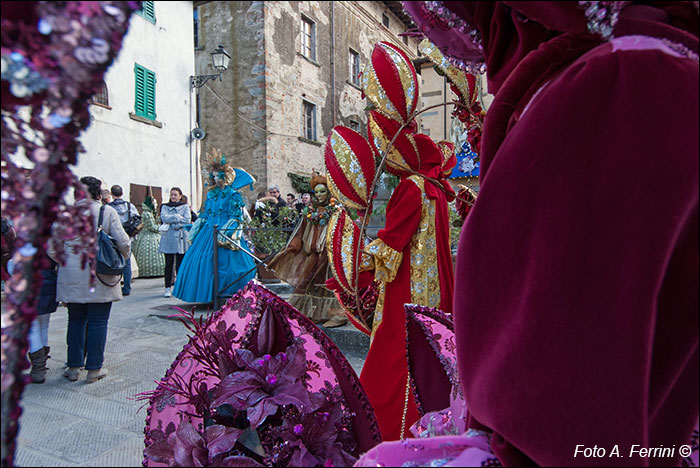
[309,170,327,190]
[202,147,236,188]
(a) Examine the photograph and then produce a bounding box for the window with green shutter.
[136,1,156,24]
[134,64,156,120]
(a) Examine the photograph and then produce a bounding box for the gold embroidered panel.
[407,176,440,309]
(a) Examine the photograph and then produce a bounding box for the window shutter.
[145,70,156,120]
[134,65,146,117]
[143,1,156,23]
[135,64,156,120]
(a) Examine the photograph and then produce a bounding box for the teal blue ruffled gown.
[173,176,256,303]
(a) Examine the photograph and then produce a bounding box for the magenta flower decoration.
[276,399,358,468]
[211,344,312,429]
[141,284,381,467]
[144,421,261,467]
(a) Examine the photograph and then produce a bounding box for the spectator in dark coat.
[27,257,59,383]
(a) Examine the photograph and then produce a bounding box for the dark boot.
[43,346,51,359]
[28,349,48,384]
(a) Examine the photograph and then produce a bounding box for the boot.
[43,346,51,359]
[63,367,80,381]
[86,368,108,384]
[28,349,48,384]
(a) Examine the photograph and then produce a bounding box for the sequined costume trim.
[368,111,420,174]
[407,176,441,309]
[327,129,371,210]
[365,238,404,283]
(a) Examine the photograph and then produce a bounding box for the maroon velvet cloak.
[446,4,700,467]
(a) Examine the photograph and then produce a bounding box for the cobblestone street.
[11,277,367,467]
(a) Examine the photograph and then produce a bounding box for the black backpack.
[123,213,142,237]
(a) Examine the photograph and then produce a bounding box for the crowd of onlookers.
[0,178,313,385]
[251,184,312,219]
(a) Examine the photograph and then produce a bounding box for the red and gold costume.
[324,41,458,441]
[359,133,455,441]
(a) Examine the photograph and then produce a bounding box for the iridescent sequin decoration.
[578,1,627,40]
[409,1,487,75]
[1,2,139,466]
[325,128,375,211]
[0,52,49,98]
[408,177,440,309]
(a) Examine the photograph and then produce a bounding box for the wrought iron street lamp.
[190,45,231,89]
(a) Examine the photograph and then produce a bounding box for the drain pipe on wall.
[331,1,335,126]
[189,86,194,207]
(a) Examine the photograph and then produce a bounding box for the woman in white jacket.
[56,176,130,383]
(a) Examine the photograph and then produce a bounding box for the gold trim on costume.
[365,238,403,283]
[369,113,415,174]
[407,176,441,309]
[371,282,386,342]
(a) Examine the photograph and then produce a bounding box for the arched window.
[92,81,109,107]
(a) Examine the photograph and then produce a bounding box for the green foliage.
[449,201,463,250]
[287,173,311,194]
[382,173,400,191]
[243,204,298,254]
[371,201,388,219]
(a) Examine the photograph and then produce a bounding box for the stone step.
[321,322,370,352]
[256,279,294,296]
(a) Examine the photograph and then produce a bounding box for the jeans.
[66,302,112,370]
[164,253,184,288]
[122,253,132,295]
[28,315,50,353]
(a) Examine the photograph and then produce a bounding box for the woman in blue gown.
[173,149,256,303]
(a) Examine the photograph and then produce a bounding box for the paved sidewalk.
[12,276,368,467]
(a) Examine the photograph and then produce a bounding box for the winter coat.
[158,203,191,254]
[56,199,130,303]
[37,259,59,315]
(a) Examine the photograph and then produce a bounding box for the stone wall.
[263,1,330,199]
[263,1,421,198]
[196,1,267,206]
[197,1,423,203]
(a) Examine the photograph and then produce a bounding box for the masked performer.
[360,125,455,441]
[267,172,347,328]
[173,149,256,303]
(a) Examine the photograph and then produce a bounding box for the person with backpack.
[56,176,130,383]
[108,184,141,296]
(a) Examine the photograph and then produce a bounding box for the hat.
[309,170,327,190]
[324,126,376,211]
[202,147,236,187]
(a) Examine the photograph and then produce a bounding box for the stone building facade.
[194,1,421,205]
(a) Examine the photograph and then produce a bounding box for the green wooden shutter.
[134,64,156,120]
[134,64,146,117]
[145,69,156,120]
[137,1,156,24]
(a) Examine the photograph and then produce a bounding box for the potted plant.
[243,203,298,280]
